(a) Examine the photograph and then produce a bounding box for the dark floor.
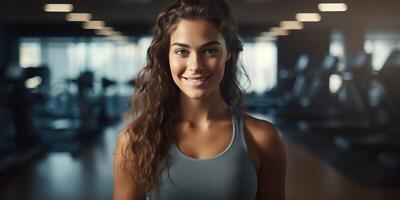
[1,118,400,200]
[0,125,118,200]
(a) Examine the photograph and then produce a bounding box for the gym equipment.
[269,54,341,123]
[246,54,311,113]
[31,70,102,154]
[334,49,400,153]
[98,77,120,125]
[297,52,388,135]
[0,64,43,173]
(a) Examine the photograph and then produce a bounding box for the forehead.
[169,19,226,46]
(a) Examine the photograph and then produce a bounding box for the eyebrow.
[170,41,222,48]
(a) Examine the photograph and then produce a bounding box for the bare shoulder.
[114,127,132,156]
[113,127,139,200]
[243,114,286,200]
[242,113,284,153]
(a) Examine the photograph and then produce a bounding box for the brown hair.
[123,0,248,198]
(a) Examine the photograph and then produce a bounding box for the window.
[19,37,150,95]
[365,32,400,71]
[242,37,277,94]
[19,38,41,68]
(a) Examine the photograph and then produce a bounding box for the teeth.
[183,76,208,81]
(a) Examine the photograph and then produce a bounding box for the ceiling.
[1,0,400,36]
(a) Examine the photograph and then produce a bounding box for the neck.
[177,91,229,127]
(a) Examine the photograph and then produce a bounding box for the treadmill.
[298,52,388,135]
[270,54,344,124]
[334,49,400,152]
[245,54,311,113]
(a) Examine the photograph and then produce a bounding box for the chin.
[182,91,209,99]
[181,90,214,100]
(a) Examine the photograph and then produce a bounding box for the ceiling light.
[260,32,275,37]
[83,21,105,29]
[95,27,115,36]
[260,32,286,39]
[269,28,289,36]
[44,4,73,12]
[271,27,288,33]
[102,27,114,32]
[270,27,283,32]
[280,21,304,30]
[270,32,289,37]
[318,3,348,12]
[66,13,92,22]
[295,13,321,22]
[95,30,113,36]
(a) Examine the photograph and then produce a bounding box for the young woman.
[113,0,286,199]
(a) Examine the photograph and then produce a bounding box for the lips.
[182,75,211,86]
[182,75,210,81]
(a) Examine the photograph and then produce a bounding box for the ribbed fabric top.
[147,108,258,200]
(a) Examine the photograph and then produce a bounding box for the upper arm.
[245,116,287,200]
[113,128,139,200]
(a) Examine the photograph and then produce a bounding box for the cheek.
[208,57,226,75]
[217,59,228,83]
[169,55,183,77]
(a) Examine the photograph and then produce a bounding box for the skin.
[113,18,286,200]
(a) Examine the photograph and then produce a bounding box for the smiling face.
[169,18,231,100]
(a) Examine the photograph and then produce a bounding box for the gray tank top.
[147,108,258,200]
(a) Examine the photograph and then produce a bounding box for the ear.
[226,52,231,62]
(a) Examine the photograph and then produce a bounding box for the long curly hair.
[123,0,248,198]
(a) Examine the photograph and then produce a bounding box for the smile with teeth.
[182,75,211,86]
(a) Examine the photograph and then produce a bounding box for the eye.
[174,49,189,57]
[203,48,219,55]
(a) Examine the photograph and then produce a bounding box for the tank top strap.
[230,107,251,154]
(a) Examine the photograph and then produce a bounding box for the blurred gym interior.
[1,0,400,199]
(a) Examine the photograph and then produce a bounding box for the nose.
[188,52,203,71]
